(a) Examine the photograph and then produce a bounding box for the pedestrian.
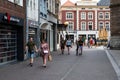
[89,37,93,48]
[85,38,88,46]
[60,38,66,54]
[66,37,72,55]
[77,36,84,55]
[76,39,79,56]
[25,37,37,67]
[107,40,110,49]
[40,39,50,68]
[94,38,97,47]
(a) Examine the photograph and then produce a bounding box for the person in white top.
[66,37,72,55]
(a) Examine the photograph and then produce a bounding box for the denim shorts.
[79,46,83,49]
[28,51,34,58]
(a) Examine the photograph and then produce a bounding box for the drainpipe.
[37,0,41,48]
[26,0,29,44]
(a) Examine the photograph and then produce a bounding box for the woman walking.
[40,40,50,68]
[66,38,72,55]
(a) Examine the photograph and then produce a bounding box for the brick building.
[0,0,26,65]
[60,0,110,43]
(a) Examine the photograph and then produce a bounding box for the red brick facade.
[79,10,96,30]
[0,0,26,19]
[61,10,77,30]
[61,9,110,31]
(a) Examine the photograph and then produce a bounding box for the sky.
[61,0,100,5]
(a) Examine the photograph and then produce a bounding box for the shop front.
[0,13,24,65]
[28,20,38,44]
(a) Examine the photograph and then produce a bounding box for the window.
[82,8,85,10]
[105,12,110,19]
[81,12,86,20]
[88,22,93,30]
[8,0,14,3]
[105,22,110,31]
[88,12,93,20]
[66,12,73,20]
[99,22,104,30]
[30,0,32,10]
[15,0,23,6]
[46,0,48,8]
[81,22,86,31]
[8,0,23,6]
[67,22,74,31]
[99,12,104,19]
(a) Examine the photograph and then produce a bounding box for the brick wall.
[61,10,77,30]
[0,0,26,19]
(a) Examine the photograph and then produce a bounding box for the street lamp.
[64,21,69,26]
[64,21,69,40]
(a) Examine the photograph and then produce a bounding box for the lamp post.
[64,21,69,40]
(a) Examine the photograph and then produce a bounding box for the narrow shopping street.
[0,46,118,80]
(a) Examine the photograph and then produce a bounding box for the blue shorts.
[28,52,34,58]
[79,46,83,49]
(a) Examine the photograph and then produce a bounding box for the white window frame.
[88,12,93,20]
[81,12,86,20]
[66,12,74,20]
[8,0,23,6]
[67,22,74,31]
[81,22,86,31]
[105,12,110,20]
[98,12,104,20]
[105,22,110,31]
[99,22,104,30]
[8,0,14,3]
[88,21,93,30]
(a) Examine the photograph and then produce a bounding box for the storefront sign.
[0,13,24,26]
[3,13,20,23]
[4,15,20,23]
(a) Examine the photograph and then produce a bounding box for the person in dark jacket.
[77,37,84,55]
[60,38,66,54]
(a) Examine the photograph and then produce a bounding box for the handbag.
[43,50,49,53]
[48,54,52,61]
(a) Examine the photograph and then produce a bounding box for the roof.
[97,0,110,6]
[61,0,75,7]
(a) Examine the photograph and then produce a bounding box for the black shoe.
[43,64,46,68]
[79,53,82,55]
[76,51,78,56]
[30,63,33,67]
[68,53,70,55]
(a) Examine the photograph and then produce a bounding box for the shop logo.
[3,13,20,23]
[6,13,10,23]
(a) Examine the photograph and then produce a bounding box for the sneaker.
[43,64,46,68]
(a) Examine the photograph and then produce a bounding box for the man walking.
[25,37,37,67]
[60,38,65,54]
[77,36,84,55]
